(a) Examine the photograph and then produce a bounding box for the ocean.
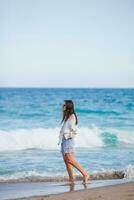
[0,88,134,182]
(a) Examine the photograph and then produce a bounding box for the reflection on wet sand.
[67,182,89,192]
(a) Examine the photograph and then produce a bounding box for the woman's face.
[62,102,66,112]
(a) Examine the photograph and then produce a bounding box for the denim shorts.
[61,137,74,155]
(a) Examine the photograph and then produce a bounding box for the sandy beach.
[15,182,134,200]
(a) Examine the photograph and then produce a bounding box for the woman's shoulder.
[68,113,76,122]
[69,113,75,118]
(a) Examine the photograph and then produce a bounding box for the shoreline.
[0,178,133,200]
[15,181,134,200]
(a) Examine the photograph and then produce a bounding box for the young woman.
[58,100,89,185]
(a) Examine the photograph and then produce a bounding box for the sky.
[0,0,134,88]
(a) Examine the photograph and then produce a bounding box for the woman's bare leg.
[63,155,74,183]
[64,153,89,183]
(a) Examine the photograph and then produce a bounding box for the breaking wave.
[0,125,134,151]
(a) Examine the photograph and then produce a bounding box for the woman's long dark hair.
[61,100,78,125]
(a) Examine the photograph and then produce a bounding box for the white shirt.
[58,114,78,144]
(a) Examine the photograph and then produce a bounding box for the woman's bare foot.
[65,181,74,185]
[83,174,90,184]
[66,179,74,185]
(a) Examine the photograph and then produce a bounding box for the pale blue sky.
[0,0,134,87]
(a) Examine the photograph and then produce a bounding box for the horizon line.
[0,86,134,89]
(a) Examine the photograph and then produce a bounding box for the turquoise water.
[0,88,134,181]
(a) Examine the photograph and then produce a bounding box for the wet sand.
[0,179,134,200]
[17,182,134,200]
